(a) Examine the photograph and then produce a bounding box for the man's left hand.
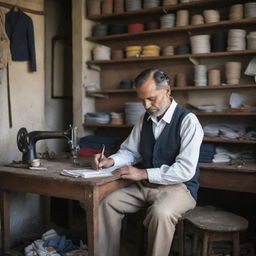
[112,166,148,181]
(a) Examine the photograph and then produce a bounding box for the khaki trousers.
[98,182,196,256]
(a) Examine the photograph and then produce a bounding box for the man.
[94,68,204,256]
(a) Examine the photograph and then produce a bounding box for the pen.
[98,144,105,169]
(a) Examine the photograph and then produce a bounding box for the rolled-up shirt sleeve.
[147,113,204,184]
[109,115,144,167]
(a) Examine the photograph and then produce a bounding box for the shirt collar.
[147,98,177,124]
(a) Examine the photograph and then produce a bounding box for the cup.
[30,159,41,167]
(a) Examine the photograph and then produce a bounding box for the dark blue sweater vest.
[139,104,199,200]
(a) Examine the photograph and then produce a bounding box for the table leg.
[83,188,100,256]
[0,190,11,255]
[42,196,51,230]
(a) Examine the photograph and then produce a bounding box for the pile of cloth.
[203,123,246,139]
[212,146,255,163]
[24,229,88,256]
[78,135,120,156]
[84,112,110,124]
[199,143,216,163]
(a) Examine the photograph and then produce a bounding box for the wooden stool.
[185,206,249,256]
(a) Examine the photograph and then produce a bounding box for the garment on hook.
[0,8,11,69]
[5,8,36,72]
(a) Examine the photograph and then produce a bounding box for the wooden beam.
[0,2,44,15]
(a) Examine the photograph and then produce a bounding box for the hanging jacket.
[5,8,36,72]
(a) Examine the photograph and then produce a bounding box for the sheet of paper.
[60,165,120,178]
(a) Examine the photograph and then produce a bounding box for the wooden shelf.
[204,137,256,144]
[86,84,256,97]
[84,124,256,143]
[86,18,256,42]
[87,0,242,21]
[87,50,256,66]
[199,162,256,173]
[193,111,256,116]
[84,123,133,128]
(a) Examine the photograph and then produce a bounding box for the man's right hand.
[93,154,114,170]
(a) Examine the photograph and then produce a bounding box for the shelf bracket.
[86,92,109,99]
[87,64,101,72]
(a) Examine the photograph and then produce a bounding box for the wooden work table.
[0,160,255,256]
[0,161,132,256]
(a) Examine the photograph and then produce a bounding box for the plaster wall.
[0,0,45,245]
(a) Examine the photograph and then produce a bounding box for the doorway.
[44,0,73,153]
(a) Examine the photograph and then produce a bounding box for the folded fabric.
[246,130,256,137]
[43,236,76,256]
[244,56,256,82]
[78,148,102,157]
[42,229,58,241]
[79,135,120,151]
[84,112,110,124]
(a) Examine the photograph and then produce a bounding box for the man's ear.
[166,85,171,97]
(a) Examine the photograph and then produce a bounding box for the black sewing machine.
[16,125,79,165]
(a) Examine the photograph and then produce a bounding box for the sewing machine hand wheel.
[17,127,29,153]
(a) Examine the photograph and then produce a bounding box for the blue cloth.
[246,130,256,137]
[79,135,120,151]
[43,236,76,256]
[140,104,200,200]
[5,8,36,72]
[199,143,216,163]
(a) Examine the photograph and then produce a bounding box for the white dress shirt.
[110,99,204,185]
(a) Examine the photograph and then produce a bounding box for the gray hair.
[134,68,171,89]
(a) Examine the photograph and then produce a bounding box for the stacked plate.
[160,14,175,28]
[162,45,174,56]
[84,112,110,124]
[127,23,144,33]
[229,4,243,20]
[110,112,124,125]
[191,14,204,25]
[108,24,126,35]
[125,102,145,125]
[93,45,111,60]
[247,31,256,50]
[190,35,210,54]
[126,46,142,57]
[125,0,141,11]
[194,65,207,86]
[203,10,220,23]
[204,127,219,137]
[141,45,160,57]
[245,2,256,18]
[227,29,246,51]
[92,24,108,37]
[143,0,160,8]
[196,104,217,112]
[102,0,113,15]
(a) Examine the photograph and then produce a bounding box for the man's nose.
[143,100,151,109]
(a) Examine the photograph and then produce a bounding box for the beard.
[146,105,167,117]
